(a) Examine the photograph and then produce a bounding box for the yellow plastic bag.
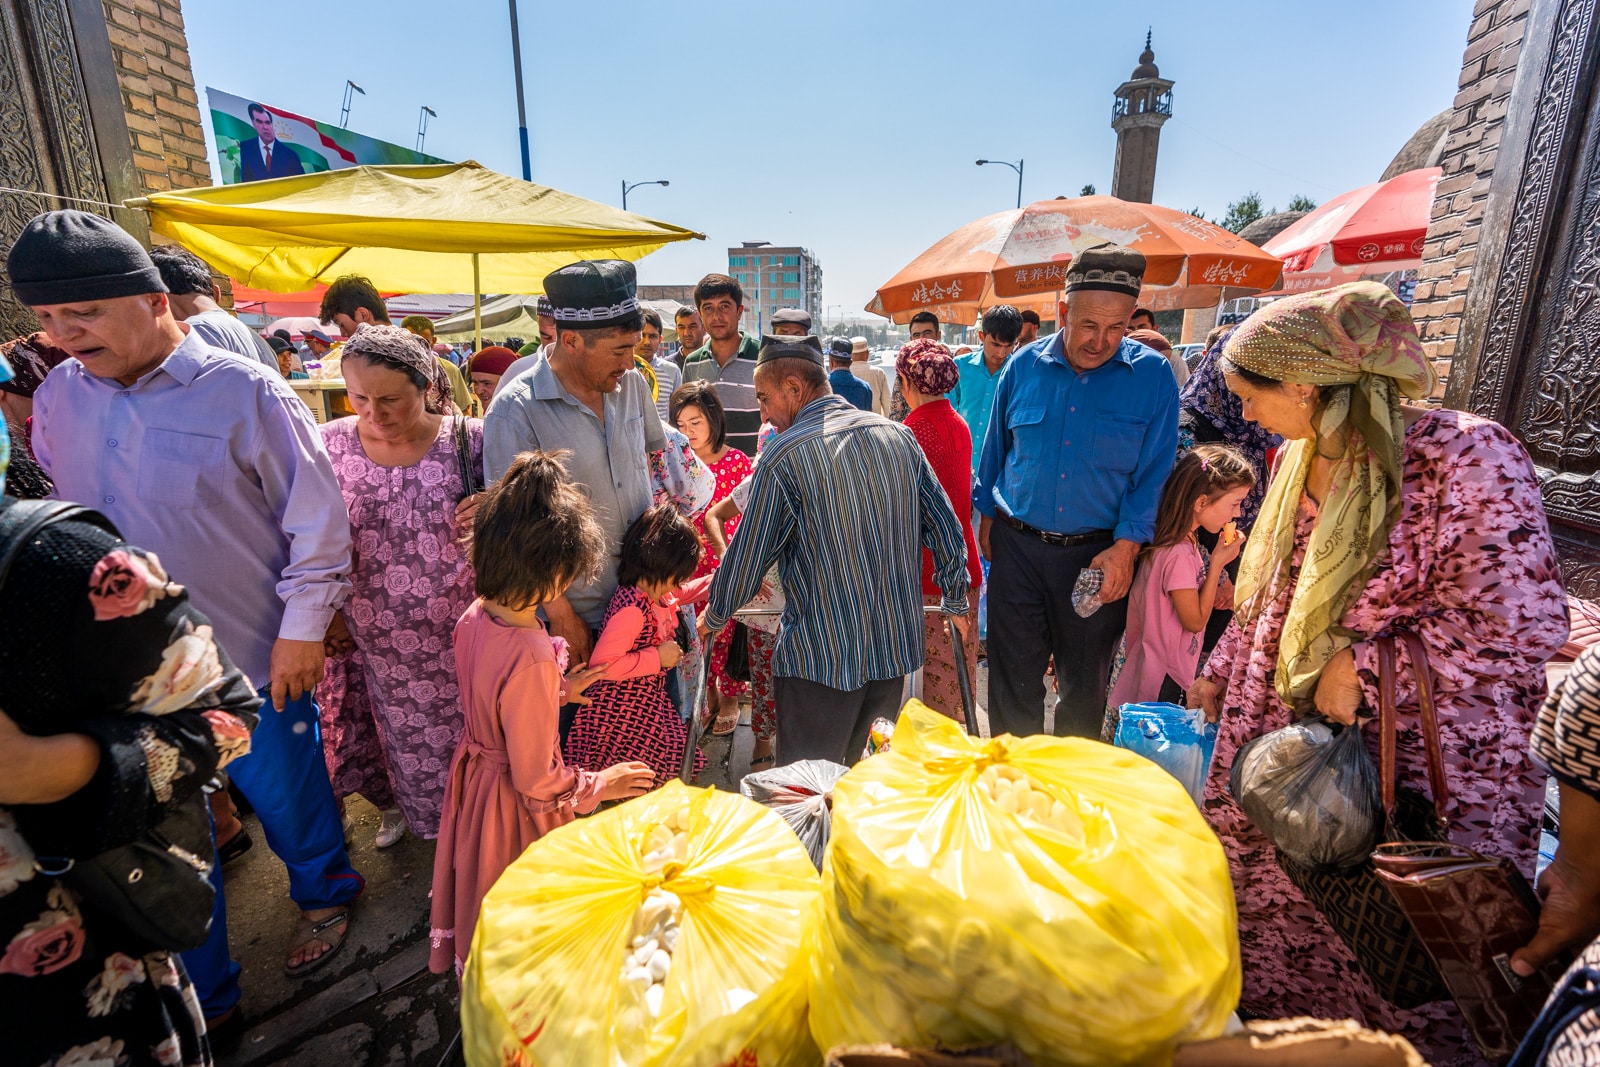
[811,703,1240,1066]
[463,780,821,1067]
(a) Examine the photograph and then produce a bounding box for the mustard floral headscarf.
[1225,282,1436,709]
[634,354,659,401]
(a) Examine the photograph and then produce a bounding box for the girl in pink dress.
[566,506,708,785]
[1106,445,1253,724]
[428,453,653,975]
[671,381,753,735]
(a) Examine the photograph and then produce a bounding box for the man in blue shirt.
[826,338,874,410]
[974,244,1178,738]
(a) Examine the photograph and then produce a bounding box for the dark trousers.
[773,675,904,766]
[987,519,1128,738]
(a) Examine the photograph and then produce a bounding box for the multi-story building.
[725,241,823,335]
[638,284,696,304]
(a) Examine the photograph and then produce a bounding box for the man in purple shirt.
[10,211,363,1028]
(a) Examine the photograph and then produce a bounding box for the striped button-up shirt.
[703,394,970,690]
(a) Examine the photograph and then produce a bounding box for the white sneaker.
[375,808,407,849]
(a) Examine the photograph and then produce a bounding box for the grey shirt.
[483,357,667,628]
[682,334,762,455]
[187,309,277,369]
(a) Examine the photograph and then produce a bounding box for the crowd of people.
[1,204,1597,1067]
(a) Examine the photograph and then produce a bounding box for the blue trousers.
[182,687,363,1018]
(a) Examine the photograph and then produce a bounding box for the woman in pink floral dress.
[671,381,753,735]
[316,325,483,846]
[1188,285,1569,1066]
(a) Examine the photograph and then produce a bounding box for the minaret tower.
[1110,30,1174,204]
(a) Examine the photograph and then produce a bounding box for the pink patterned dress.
[316,416,483,838]
[692,447,753,697]
[564,584,702,785]
[1198,410,1569,1066]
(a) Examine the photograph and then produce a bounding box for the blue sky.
[184,0,1473,320]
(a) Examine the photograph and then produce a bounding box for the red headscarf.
[895,337,959,396]
[469,346,518,376]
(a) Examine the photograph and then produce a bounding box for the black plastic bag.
[1229,717,1382,870]
[723,621,751,683]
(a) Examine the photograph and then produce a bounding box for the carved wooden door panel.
[1449,0,1600,595]
[1510,56,1600,595]
[0,0,141,339]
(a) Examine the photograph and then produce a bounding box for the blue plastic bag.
[1114,702,1219,805]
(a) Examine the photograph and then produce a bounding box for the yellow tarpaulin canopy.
[129,161,703,294]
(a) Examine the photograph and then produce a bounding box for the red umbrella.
[1262,168,1440,293]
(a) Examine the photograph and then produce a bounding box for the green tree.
[1186,206,1206,221]
[1220,192,1267,234]
[1080,183,1096,196]
[1287,194,1318,212]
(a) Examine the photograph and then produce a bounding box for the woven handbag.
[1275,634,1449,1009]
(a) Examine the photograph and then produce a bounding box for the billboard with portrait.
[207,87,446,184]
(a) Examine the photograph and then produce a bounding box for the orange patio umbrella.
[869,196,1283,325]
[229,282,334,318]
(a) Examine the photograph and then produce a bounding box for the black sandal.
[748,754,775,770]
[217,829,253,866]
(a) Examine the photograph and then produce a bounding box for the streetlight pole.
[508,0,531,180]
[976,157,1025,209]
[415,106,436,153]
[339,80,365,128]
[621,179,670,211]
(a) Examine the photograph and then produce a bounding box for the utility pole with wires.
[339,80,364,128]
[416,106,436,153]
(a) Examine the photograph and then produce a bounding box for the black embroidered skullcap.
[1064,242,1145,298]
[755,334,825,368]
[542,260,639,328]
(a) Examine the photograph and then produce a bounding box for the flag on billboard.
[207,87,446,184]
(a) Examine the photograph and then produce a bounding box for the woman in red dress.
[897,339,982,719]
[671,381,753,735]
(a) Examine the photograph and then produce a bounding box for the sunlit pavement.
[215,659,1026,1065]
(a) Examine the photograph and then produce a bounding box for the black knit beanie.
[5,209,167,306]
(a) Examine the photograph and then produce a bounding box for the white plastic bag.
[740,759,848,870]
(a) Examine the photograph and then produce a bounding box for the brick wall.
[1409,0,1530,398]
[100,0,209,194]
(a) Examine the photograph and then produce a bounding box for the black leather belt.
[996,511,1112,547]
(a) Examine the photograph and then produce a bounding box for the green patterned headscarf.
[1225,282,1436,709]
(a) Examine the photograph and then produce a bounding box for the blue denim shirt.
[949,348,1009,478]
[974,331,1178,543]
[828,367,874,411]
